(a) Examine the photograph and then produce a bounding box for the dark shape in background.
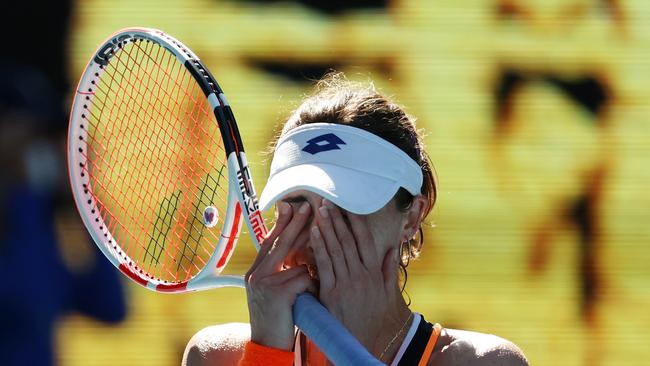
[0,1,127,365]
[496,0,626,30]
[493,68,609,321]
[252,61,343,84]
[237,0,388,15]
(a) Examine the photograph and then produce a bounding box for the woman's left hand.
[309,199,400,356]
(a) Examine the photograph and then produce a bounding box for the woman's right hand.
[245,201,316,351]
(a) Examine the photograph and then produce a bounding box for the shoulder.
[182,322,251,366]
[429,328,529,366]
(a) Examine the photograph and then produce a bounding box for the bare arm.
[431,329,529,366]
[182,323,251,366]
[477,341,529,366]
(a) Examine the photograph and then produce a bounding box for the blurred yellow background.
[56,0,650,365]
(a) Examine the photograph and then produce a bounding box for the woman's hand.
[309,199,401,356]
[245,201,316,351]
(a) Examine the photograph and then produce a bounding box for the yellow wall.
[58,1,650,365]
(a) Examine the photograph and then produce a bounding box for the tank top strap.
[294,316,443,366]
[293,329,303,366]
[396,314,442,366]
[417,323,442,366]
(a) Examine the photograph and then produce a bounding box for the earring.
[400,240,411,267]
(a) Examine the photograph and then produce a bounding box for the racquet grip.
[293,293,385,365]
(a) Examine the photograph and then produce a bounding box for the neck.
[303,290,414,365]
[375,292,413,363]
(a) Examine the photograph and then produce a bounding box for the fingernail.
[318,205,329,218]
[278,201,290,215]
[311,226,321,239]
[322,198,334,208]
[299,202,310,214]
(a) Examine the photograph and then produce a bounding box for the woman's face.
[276,190,407,275]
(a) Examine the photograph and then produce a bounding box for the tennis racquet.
[68,27,382,365]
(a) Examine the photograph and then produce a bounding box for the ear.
[400,195,428,242]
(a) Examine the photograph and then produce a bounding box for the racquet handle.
[293,293,385,365]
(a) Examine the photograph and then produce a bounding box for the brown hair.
[276,72,437,289]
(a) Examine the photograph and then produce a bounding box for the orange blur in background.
[28,0,650,365]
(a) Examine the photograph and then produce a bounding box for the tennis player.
[183,73,529,366]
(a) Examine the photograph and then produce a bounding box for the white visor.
[259,123,423,214]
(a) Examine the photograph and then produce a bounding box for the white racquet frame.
[68,28,266,292]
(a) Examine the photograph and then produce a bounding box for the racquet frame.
[68,28,267,293]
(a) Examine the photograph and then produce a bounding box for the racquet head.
[68,28,267,293]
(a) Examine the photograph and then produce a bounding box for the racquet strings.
[81,38,229,284]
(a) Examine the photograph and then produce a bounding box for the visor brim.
[259,163,402,215]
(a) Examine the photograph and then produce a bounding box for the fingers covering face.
[247,201,312,279]
[310,199,384,290]
[316,204,350,280]
[309,225,335,288]
[323,202,362,271]
[345,212,380,269]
